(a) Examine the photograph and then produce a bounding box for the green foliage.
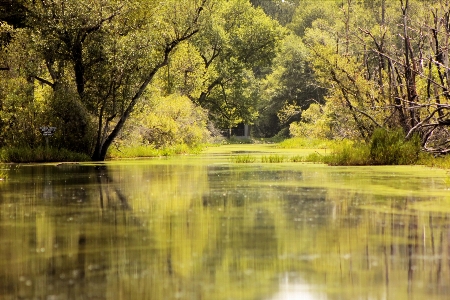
[0,72,44,149]
[49,87,95,154]
[0,146,91,163]
[119,93,210,150]
[369,128,421,165]
[325,129,421,166]
[254,34,325,137]
[289,1,338,36]
[5,0,447,162]
[303,152,325,163]
[289,103,334,140]
[250,0,300,25]
[190,0,285,128]
[4,0,212,161]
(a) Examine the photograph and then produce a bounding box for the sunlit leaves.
[187,0,284,127]
[124,93,209,148]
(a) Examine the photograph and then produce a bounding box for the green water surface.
[0,145,449,300]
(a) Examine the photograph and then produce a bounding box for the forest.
[1,0,450,162]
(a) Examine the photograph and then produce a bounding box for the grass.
[224,136,254,144]
[418,153,450,169]
[230,154,256,163]
[287,129,422,166]
[229,129,423,166]
[261,154,286,163]
[324,141,370,166]
[277,137,334,149]
[0,146,91,163]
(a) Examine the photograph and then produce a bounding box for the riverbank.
[2,136,450,170]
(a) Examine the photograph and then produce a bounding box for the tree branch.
[32,75,55,88]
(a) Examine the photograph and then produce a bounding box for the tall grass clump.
[326,141,370,166]
[230,154,256,163]
[290,155,304,162]
[261,154,286,163]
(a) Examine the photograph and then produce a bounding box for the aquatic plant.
[290,155,304,162]
[261,154,286,163]
[230,155,256,163]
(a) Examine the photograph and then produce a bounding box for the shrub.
[325,128,421,166]
[369,128,421,165]
[128,94,210,149]
[304,152,326,163]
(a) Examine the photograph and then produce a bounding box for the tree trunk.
[91,63,164,161]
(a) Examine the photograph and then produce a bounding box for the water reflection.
[0,160,449,299]
[269,274,327,300]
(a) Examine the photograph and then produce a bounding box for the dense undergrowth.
[323,129,422,166]
[230,129,428,167]
[0,143,206,162]
[3,129,450,169]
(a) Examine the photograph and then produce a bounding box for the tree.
[287,0,450,155]
[253,34,326,137]
[0,0,28,29]
[250,0,300,25]
[15,0,209,160]
[185,0,284,131]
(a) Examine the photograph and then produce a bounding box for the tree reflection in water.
[0,162,449,299]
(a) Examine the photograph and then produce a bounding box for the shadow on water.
[0,164,137,299]
[0,161,449,299]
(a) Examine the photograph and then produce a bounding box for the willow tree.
[16,0,209,160]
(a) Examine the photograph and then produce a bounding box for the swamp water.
[0,145,450,300]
